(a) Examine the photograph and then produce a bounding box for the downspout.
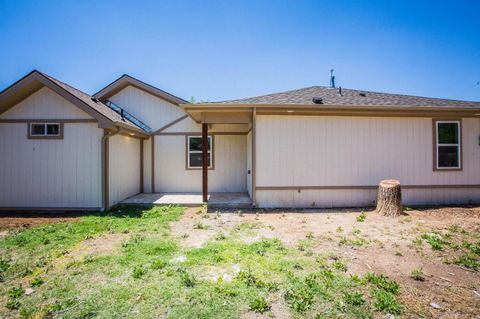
[101,126,120,211]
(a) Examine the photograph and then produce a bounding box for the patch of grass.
[179,268,196,287]
[332,260,348,272]
[371,288,403,315]
[344,291,366,306]
[132,265,146,278]
[150,259,167,270]
[30,277,44,287]
[454,253,479,270]
[0,205,405,318]
[249,296,270,313]
[284,285,315,313]
[410,268,425,281]
[6,286,24,310]
[421,232,445,251]
[363,273,400,295]
[356,211,366,222]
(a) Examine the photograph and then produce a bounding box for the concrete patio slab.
[120,192,252,208]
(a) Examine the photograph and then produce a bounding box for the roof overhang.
[94,74,187,105]
[181,103,480,123]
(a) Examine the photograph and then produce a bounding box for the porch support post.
[202,123,208,203]
[252,107,257,207]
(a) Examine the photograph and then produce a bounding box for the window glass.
[187,136,212,168]
[188,137,211,152]
[436,121,460,169]
[189,153,211,167]
[437,122,458,144]
[189,137,203,151]
[31,124,45,135]
[438,146,459,168]
[46,124,60,136]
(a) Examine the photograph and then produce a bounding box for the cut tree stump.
[376,179,403,217]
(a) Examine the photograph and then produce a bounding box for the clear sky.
[1,0,479,102]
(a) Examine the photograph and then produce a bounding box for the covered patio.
[180,103,256,206]
[121,192,252,208]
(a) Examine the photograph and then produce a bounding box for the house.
[0,70,479,210]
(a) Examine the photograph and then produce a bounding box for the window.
[187,136,213,169]
[435,120,461,170]
[29,123,62,138]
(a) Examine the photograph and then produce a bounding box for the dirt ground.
[0,213,79,239]
[172,206,480,319]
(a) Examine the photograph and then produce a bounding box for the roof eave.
[180,103,480,121]
[94,74,187,106]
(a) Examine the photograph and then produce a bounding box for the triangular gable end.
[0,70,113,128]
[94,74,187,106]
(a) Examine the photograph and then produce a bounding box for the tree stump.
[376,179,403,217]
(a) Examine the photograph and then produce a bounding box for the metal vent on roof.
[312,97,323,104]
[359,92,366,97]
[103,100,152,133]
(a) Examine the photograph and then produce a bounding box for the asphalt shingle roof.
[219,86,480,109]
[40,72,145,131]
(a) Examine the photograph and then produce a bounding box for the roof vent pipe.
[330,69,335,88]
[312,97,323,104]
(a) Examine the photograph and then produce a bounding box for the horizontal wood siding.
[108,135,141,206]
[155,134,247,192]
[256,115,480,207]
[0,123,102,208]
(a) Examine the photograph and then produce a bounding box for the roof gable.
[0,70,147,133]
[94,74,187,106]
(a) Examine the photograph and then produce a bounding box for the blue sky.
[1,0,479,102]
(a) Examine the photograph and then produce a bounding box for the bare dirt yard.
[173,206,480,318]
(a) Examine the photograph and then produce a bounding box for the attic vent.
[312,97,323,104]
[359,92,366,97]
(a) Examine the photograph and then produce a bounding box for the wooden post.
[202,123,208,203]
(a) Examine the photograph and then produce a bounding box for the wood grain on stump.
[376,179,403,217]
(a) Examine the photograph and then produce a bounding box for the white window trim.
[187,135,213,169]
[29,122,61,137]
[435,120,461,170]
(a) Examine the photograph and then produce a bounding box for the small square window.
[30,124,45,135]
[46,124,60,136]
[29,123,62,138]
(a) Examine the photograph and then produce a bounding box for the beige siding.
[155,134,247,192]
[0,87,92,119]
[256,115,480,207]
[143,137,152,193]
[108,135,141,206]
[247,131,253,197]
[0,122,102,208]
[108,86,185,131]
